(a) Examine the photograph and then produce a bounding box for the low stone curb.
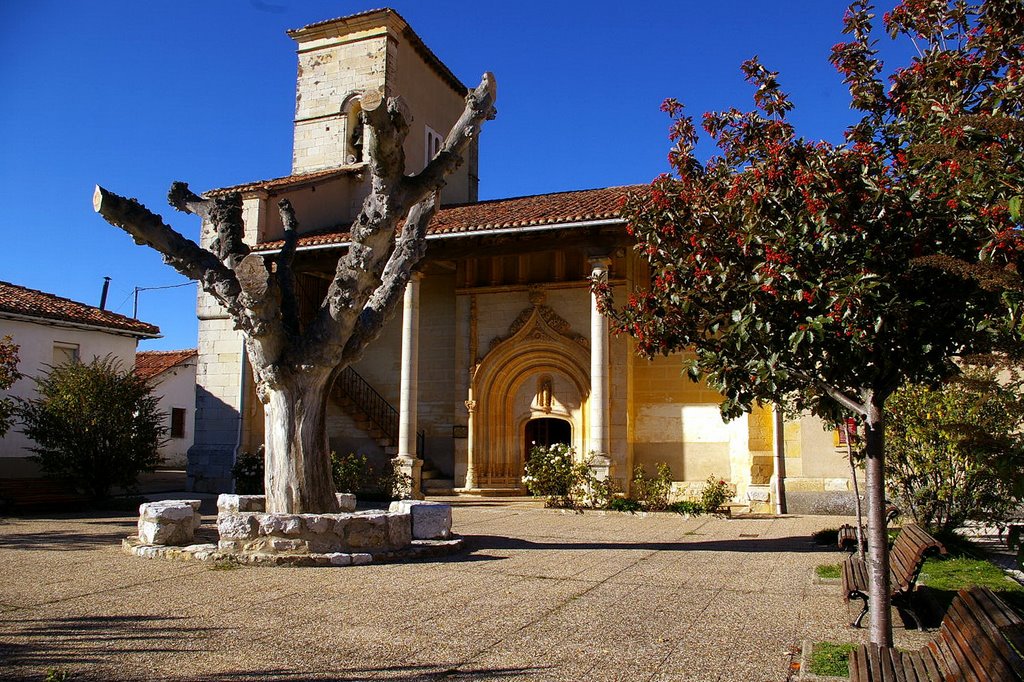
[122,534,464,567]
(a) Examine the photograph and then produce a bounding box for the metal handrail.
[334,366,425,458]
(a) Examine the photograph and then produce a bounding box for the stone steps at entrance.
[423,478,455,495]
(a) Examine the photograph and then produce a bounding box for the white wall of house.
[0,317,139,476]
[150,359,197,468]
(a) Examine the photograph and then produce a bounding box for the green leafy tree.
[599,0,1021,644]
[19,356,165,501]
[0,335,20,437]
[886,367,1024,532]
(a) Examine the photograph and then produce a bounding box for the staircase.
[332,367,454,495]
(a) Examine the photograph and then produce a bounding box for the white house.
[135,349,197,468]
[0,280,160,477]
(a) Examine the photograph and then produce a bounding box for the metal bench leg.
[850,596,869,628]
[896,599,925,631]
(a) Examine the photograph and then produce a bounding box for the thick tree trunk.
[863,396,893,646]
[262,370,338,514]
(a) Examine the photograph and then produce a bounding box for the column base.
[588,453,612,481]
[394,456,424,500]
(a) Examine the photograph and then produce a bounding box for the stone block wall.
[189,311,244,494]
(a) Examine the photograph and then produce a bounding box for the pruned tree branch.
[168,182,250,269]
[276,198,301,339]
[403,73,497,202]
[305,73,498,367]
[93,185,245,314]
[342,193,438,364]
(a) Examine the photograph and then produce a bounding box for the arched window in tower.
[342,95,364,164]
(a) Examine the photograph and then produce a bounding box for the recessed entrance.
[524,418,572,460]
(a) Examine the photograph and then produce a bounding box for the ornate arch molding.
[468,292,590,489]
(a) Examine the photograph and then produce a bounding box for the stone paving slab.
[0,502,935,681]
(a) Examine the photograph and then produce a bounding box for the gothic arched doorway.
[524,417,572,461]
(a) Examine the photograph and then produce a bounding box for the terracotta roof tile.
[135,349,197,381]
[205,167,360,197]
[253,185,639,251]
[0,281,160,337]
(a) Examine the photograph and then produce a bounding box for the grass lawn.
[816,563,842,580]
[809,642,856,677]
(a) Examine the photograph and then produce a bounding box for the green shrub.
[331,452,370,493]
[631,463,673,511]
[232,449,264,494]
[587,474,621,509]
[885,368,1024,533]
[668,500,704,516]
[19,356,164,501]
[700,475,731,514]
[607,497,643,513]
[523,443,592,508]
[0,335,20,437]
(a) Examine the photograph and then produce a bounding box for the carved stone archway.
[466,292,590,492]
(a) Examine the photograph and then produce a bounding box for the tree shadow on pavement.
[0,614,218,675]
[0,527,134,551]
[199,663,550,681]
[462,534,824,554]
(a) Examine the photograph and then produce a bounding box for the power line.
[132,278,195,315]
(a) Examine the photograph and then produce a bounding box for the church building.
[188,9,856,513]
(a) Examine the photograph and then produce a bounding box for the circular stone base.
[122,534,464,567]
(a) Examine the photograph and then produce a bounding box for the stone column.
[396,273,424,499]
[589,257,612,480]
[464,396,476,490]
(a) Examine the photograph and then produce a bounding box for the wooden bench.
[848,586,1024,681]
[842,523,947,628]
[838,505,901,553]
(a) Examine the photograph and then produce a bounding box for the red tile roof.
[135,349,197,381]
[253,185,638,252]
[205,167,359,197]
[0,281,160,337]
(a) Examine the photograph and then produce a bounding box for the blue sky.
[0,1,910,350]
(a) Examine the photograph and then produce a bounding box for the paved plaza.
[0,500,933,681]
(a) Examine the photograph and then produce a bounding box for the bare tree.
[95,76,497,514]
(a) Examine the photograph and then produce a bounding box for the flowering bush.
[232,448,264,495]
[630,462,674,511]
[523,443,593,508]
[700,476,732,514]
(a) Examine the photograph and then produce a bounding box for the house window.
[52,343,79,366]
[425,126,443,164]
[170,407,187,439]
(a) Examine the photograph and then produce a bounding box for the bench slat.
[868,643,885,681]
[933,627,965,681]
[850,644,870,682]
[944,602,995,682]
[886,647,907,682]
[918,645,943,682]
[903,649,932,682]
[954,593,1009,679]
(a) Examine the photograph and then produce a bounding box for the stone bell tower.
[287,9,480,203]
